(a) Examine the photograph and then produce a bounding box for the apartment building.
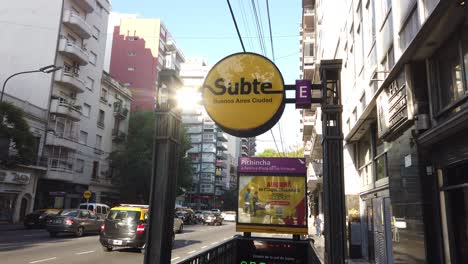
[307,0,468,263]
[0,0,115,221]
[88,71,132,205]
[109,18,184,111]
[179,58,229,209]
[240,137,256,157]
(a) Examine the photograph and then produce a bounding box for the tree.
[110,111,193,203]
[0,102,36,165]
[255,144,304,158]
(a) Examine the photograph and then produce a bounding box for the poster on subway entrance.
[236,175,307,234]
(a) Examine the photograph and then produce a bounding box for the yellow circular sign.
[83,190,92,199]
[202,53,285,137]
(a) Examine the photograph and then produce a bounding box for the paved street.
[0,222,237,264]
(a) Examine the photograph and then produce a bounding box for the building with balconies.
[0,0,113,217]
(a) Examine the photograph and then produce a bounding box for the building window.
[75,159,84,173]
[379,0,392,26]
[128,67,135,71]
[200,184,213,194]
[97,110,105,128]
[89,52,97,65]
[203,133,216,143]
[100,88,108,102]
[86,77,94,91]
[201,163,215,173]
[190,134,202,143]
[83,103,91,118]
[128,36,138,41]
[79,131,88,144]
[202,153,216,163]
[92,161,99,179]
[433,29,468,114]
[95,135,102,150]
[92,26,100,40]
[192,164,200,173]
[128,51,136,56]
[304,42,314,57]
[358,129,372,186]
[375,153,387,181]
[95,1,103,17]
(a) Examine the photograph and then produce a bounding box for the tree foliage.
[0,102,36,164]
[110,111,193,203]
[255,144,304,158]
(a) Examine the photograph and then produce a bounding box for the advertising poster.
[237,175,306,228]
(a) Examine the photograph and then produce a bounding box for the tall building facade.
[0,0,132,222]
[109,18,184,111]
[240,137,256,157]
[179,58,229,209]
[309,0,468,263]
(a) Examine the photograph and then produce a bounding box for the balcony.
[58,39,89,65]
[241,151,249,157]
[241,138,248,143]
[113,102,129,120]
[54,69,86,94]
[303,8,315,32]
[45,158,74,182]
[50,99,81,122]
[182,116,203,124]
[112,129,127,143]
[96,0,111,12]
[217,131,228,142]
[241,144,249,151]
[72,0,94,13]
[302,116,316,136]
[45,133,77,150]
[62,10,92,39]
[215,180,224,187]
[216,151,227,160]
[216,142,227,150]
[307,160,323,189]
[215,170,227,177]
[216,160,227,169]
[215,190,224,196]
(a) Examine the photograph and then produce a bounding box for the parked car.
[222,211,236,222]
[175,208,196,224]
[203,213,223,226]
[100,204,149,252]
[46,209,102,237]
[23,209,61,228]
[79,203,110,219]
[211,209,221,215]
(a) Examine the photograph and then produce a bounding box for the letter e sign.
[295,80,312,109]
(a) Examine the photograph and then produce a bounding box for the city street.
[0,222,237,264]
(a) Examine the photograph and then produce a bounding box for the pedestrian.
[252,191,259,216]
[244,188,251,213]
[314,215,322,237]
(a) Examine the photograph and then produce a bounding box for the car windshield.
[107,210,140,221]
[59,210,79,217]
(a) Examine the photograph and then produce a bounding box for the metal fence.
[178,238,237,264]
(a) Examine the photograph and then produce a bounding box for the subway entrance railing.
[177,235,321,264]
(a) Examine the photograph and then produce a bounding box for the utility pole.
[320,60,346,264]
[144,69,182,264]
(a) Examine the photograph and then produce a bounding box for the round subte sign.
[83,190,92,199]
[202,52,285,137]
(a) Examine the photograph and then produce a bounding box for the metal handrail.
[177,237,237,264]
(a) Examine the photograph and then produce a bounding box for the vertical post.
[144,69,182,264]
[320,60,346,264]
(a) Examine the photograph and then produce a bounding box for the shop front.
[35,179,88,210]
[0,168,41,223]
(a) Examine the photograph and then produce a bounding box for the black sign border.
[202,52,286,138]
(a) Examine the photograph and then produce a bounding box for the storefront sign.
[202,52,285,137]
[377,71,409,138]
[295,80,312,109]
[0,170,31,185]
[238,157,306,174]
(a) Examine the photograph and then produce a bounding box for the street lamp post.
[1,65,62,103]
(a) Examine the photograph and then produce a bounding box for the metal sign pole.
[320,60,346,264]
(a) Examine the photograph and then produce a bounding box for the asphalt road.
[0,222,237,264]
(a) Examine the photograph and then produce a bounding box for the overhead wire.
[250,0,266,55]
[226,0,246,52]
[238,0,255,51]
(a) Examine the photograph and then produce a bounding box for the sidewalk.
[0,223,25,232]
[307,216,370,264]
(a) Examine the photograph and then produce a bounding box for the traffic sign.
[202,52,285,137]
[83,190,92,199]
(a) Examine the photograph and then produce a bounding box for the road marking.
[211,241,218,245]
[187,250,197,254]
[29,257,57,263]
[75,250,95,255]
[171,257,180,261]
[201,246,207,249]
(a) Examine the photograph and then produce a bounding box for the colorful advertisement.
[237,175,306,229]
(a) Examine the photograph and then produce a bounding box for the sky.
[109,0,303,154]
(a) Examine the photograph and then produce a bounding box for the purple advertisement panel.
[238,157,306,174]
[295,79,311,109]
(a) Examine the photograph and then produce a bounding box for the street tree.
[0,102,36,165]
[110,111,193,203]
[255,144,304,158]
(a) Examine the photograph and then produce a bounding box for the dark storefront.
[35,179,88,209]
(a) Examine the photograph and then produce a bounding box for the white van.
[79,203,110,219]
